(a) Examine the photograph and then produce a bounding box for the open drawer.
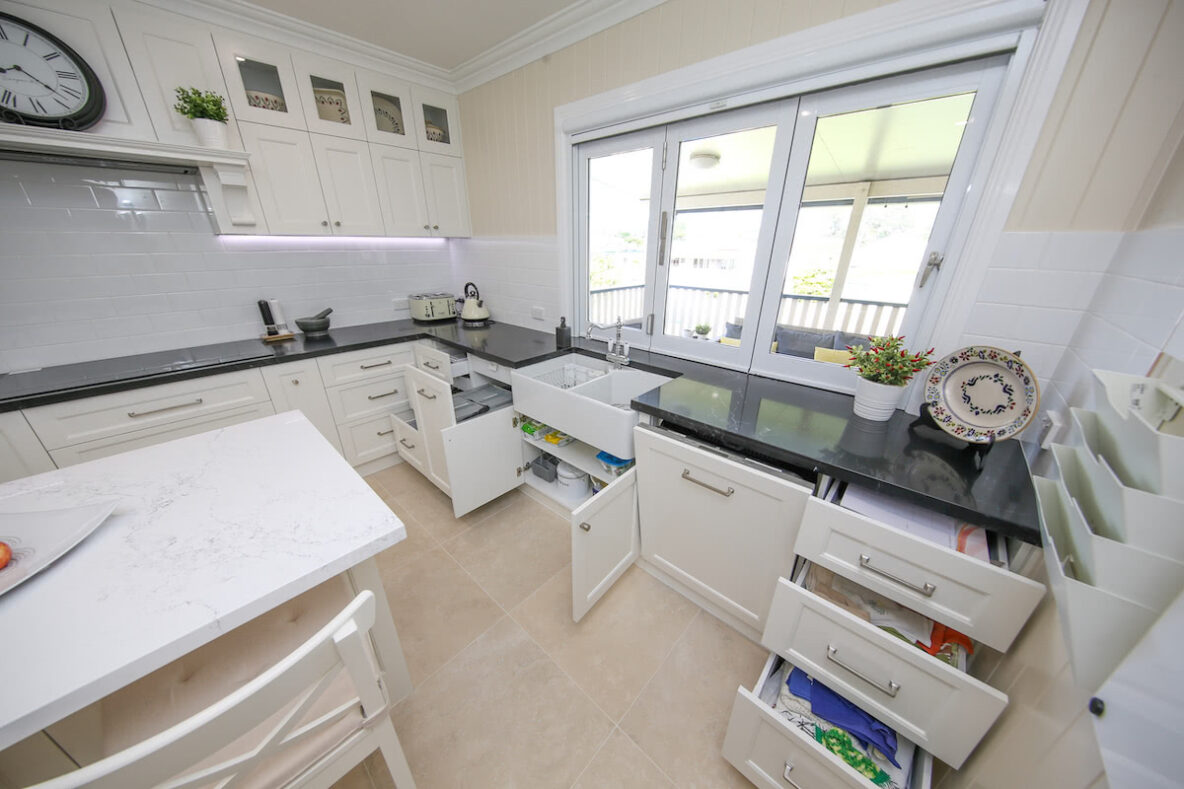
[724,652,932,789]
[794,497,1044,652]
[391,408,428,477]
[414,340,469,384]
[761,572,1007,768]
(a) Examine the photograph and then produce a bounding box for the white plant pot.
[853,377,906,421]
[192,118,228,149]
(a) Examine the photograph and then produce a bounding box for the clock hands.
[0,63,56,93]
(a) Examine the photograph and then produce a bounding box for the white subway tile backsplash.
[1042,231,1123,272]
[0,161,453,369]
[991,231,1051,270]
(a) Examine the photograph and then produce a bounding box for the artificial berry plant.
[846,336,934,386]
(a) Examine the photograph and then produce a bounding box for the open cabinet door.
[442,408,523,518]
[571,468,639,621]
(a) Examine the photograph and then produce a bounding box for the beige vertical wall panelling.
[1140,129,1184,229]
[458,0,897,237]
[1007,0,1184,232]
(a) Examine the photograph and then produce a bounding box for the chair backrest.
[34,591,385,789]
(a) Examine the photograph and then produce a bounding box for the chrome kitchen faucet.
[587,317,631,367]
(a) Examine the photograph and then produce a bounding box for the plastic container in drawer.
[760,567,1007,769]
[793,495,1044,653]
[724,652,932,789]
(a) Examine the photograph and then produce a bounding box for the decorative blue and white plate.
[923,346,1040,443]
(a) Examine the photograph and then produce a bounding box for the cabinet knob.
[423,224,430,230]
[291,378,300,385]
[432,224,439,230]
[334,220,341,227]
[321,220,329,227]
[578,522,591,532]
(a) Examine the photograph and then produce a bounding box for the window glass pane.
[238,59,288,113]
[587,147,652,328]
[310,75,350,124]
[371,91,405,136]
[770,92,974,360]
[662,125,777,343]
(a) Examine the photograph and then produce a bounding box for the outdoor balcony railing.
[587,284,907,340]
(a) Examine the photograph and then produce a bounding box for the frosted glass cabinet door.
[356,69,416,150]
[309,134,385,236]
[410,85,463,156]
[372,143,431,237]
[238,122,330,234]
[213,32,305,130]
[114,6,242,148]
[420,152,472,237]
[291,53,366,140]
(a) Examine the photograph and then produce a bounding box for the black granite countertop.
[0,319,568,411]
[625,352,1040,544]
[0,323,1038,543]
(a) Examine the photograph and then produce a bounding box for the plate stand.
[909,402,996,470]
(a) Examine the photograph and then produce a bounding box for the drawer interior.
[753,653,931,789]
[452,381,512,423]
[392,407,417,431]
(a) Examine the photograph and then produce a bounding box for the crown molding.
[448,0,663,94]
[131,0,456,92]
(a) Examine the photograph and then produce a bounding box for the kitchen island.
[0,411,410,757]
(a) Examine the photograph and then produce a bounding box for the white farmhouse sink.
[511,354,670,459]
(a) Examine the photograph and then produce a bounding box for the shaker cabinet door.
[372,143,431,237]
[571,468,639,622]
[213,32,305,130]
[291,53,367,140]
[309,133,385,236]
[239,122,330,235]
[409,85,463,156]
[421,153,471,237]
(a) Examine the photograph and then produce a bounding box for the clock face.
[0,12,104,129]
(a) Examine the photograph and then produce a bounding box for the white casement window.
[576,55,1007,386]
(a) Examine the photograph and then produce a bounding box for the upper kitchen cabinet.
[410,85,463,157]
[355,69,415,150]
[0,0,154,140]
[309,133,384,235]
[112,4,242,149]
[421,152,472,237]
[213,32,305,130]
[371,143,431,237]
[238,122,328,234]
[291,53,366,141]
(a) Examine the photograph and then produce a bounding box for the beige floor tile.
[377,547,503,684]
[365,463,426,498]
[620,613,767,788]
[363,751,397,789]
[329,761,375,789]
[392,616,613,789]
[573,729,674,788]
[373,507,438,573]
[512,565,699,721]
[443,494,571,609]
[388,478,517,543]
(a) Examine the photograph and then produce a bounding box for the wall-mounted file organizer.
[1089,371,1184,499]
[1033,477,1163,695]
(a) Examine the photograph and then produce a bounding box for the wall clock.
[0,10,104,130]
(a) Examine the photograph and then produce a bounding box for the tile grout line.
[565,724,616,789]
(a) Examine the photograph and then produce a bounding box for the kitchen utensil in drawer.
[793,497,1044,653]
[761,576,1006,768]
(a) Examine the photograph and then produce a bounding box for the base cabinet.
[406,365,454,495]
[259,359,341,452]
[571,467,639,622]
[0,411,55,483]
[634,427,813,634]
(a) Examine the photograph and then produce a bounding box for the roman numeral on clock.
[0,25,8,41]
[0,90,13,108]
[56,70,79,81]
[43,52,60,61]
[29,97,46,114]
[58,85,81,100]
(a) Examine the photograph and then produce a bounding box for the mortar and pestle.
[295,308,333,337]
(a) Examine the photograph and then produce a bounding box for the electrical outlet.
[531,306,545,320]
[391,297,409,311]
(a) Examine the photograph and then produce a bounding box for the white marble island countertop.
[0,411,405,751]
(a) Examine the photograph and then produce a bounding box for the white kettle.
[460,282,491,325]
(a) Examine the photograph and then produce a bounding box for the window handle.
[918,251,943,288]
[657,209,668,266]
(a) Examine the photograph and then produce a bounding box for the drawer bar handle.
[399,438,415,449]
[360,360,392,369]
[681,468,734,497]
[782,761,803,789]
[422,360,440,370]
[367,389,400,400]
[578,522,591,532]
[128,397,203,418]
[377,428,395,436]
[826,645,900,698]
[859,554,936,597]
[416,388,437,400]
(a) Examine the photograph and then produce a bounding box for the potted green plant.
[174,87,229,148]
[846,335,934,420]
[694,323,712,340]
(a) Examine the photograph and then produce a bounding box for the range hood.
[0,123,259,233]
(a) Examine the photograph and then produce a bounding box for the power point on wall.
[530,306,546,320]
[1037,410,1064,450]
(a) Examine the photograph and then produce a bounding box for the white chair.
[32,591,415,789]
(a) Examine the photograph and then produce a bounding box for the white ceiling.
[245,0,583,70]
